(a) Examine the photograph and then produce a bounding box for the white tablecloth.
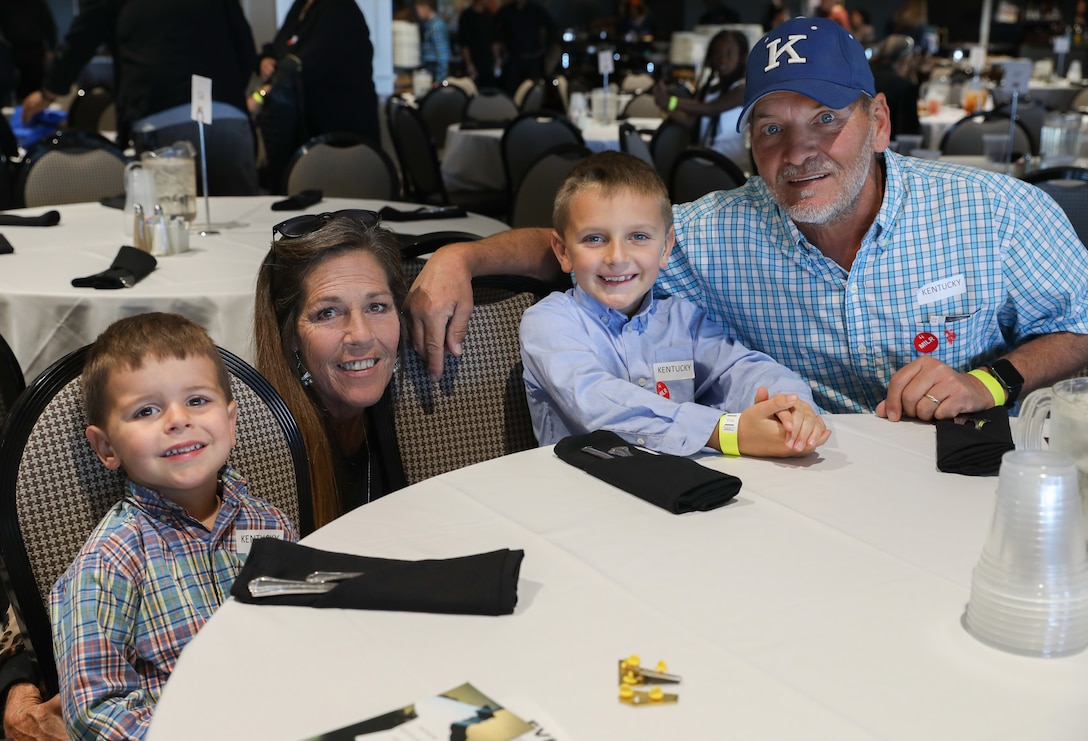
[148,414,1088,741]
[0,197,509,382]
[441,117,663,192]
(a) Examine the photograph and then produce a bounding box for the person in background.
[252,0,379,192]
[699,0,740,25]
[762,1,791,31]
[0,0,56,100]
[653,29,749,173]
[404,17,1088,422]
[254,213,407,527]
[493,0,556,95]
[817,0,852,31]
[21,0,254,149]
[53,313,297,739]
[459,0,498,88]
[417,0,451,84]
[870,34,922,140]
[850,7,876,45]
[521,151,830,457]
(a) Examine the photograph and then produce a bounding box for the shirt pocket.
[651,346,696,403]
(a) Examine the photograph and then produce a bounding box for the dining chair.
[621,92,662,119]
[418,83,470,151]
[1069,86,1088,111]
[668,145,748,204]
[0,345,313,695]
[1023,166,1088,247]
[618,121,655,165]
[649,118,693,184]
[511,143,593,228]
[939,113,1034,157]
[518,81,546,114]
[281,132,399,199]
[131,102,259,196]
[17,130,128,208]
[0,332,25,427]
[500,112,585,205]
[443,76,479,97]
[993,99,1048,155]
[621,72,656,94]
[462,88,519,124]
[65,86,117,134]
[374,277,552,489]
[385,97,508,218]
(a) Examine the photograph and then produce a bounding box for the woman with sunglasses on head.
[652,29,750,173]
[255,212,405,527]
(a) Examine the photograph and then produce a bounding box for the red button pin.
[656,381,670,398]
[914,332,938,353]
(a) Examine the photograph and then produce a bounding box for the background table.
[441,117,663,192]
[148,415,1088,740]
[0,197,509,382]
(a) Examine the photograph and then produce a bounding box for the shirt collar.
[572,284,655,333]
[126,464,245,531]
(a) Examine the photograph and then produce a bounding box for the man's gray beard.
[781,125,875,226]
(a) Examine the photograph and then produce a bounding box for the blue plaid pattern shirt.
[51,466,297,740]
[521,286,814,455]
[420,15,450,82]
[657,151,1088,413]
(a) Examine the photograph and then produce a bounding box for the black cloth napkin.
[71,245,157,289]
[935,407,1016,476]
[0,210,60,227]
[231,538,523,616]
[271,189,323,211]
[99,194,125,210]
[554,430,741,514]
[378,205,467,221]
[458,120,509,130]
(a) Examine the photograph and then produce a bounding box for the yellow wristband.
[968,368,1007,407]
[718,413,741,457]
[251,89,266,103]
[667,95,678,112]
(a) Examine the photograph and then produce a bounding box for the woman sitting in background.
[254,212,405,526]
[653,30,749,173]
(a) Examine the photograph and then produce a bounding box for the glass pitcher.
[141,140,197,221]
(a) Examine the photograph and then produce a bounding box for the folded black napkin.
[271,189,323,211]
[71,245,157,289]
[378,205,466,221]
[935,407,1016,476]
[231,538,524,616]
[99,194,125,210]
[458,120,509,130]
[0,210,60,227]
[554,430,741,514]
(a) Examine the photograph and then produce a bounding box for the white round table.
[0,196,509,382]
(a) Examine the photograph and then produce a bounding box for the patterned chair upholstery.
[0,345,311,695]
[17,130,128,208]
[376,281,547,489]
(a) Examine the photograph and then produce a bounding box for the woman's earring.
[294,351,313,387]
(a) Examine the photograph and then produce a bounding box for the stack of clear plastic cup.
[963,450,1088,658]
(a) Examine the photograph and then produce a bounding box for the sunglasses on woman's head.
[272,209,380,239]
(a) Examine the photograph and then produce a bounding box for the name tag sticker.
[916,274,966,306]
[653,360,695,382]
[235,529,284,556]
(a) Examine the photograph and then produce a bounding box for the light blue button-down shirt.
[656,151,1088,413]
[520,286,814,455]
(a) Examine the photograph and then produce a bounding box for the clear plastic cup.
[963,450,1088,657]
[894,134,923,156]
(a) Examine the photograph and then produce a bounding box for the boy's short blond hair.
[82,313,232,427]
[552,151,673,235]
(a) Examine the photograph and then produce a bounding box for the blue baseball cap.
[736,17,875,132]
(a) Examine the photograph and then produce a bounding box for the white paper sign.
[1054,35,1071,54]
[1000,60,1032,93]
[597,50,614,75]
[191,74,212,124]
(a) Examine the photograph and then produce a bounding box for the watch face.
[989,359,1024,405]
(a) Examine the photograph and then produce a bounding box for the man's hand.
[20,92,50,123]
[404,249,476,380]
[259,57,277,81]
[4,683,65,741]
[875,356,994,421]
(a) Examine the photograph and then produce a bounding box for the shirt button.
[600,315,608,323]
[638,378,647,387]
[636,437,646,445]
[857,344,867,353]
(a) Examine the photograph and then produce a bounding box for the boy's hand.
[738,387,831,458]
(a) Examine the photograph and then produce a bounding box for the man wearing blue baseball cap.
[405,17,1088,421]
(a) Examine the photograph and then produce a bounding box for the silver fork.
[248,571,363,598]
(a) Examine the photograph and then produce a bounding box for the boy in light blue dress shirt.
[520,151,831,457]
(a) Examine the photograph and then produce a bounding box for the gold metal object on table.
[618,654,681,706]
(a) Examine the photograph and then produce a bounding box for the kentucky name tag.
[653,360,695,383]
[916,274,966,306]
[235,529,284,556]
